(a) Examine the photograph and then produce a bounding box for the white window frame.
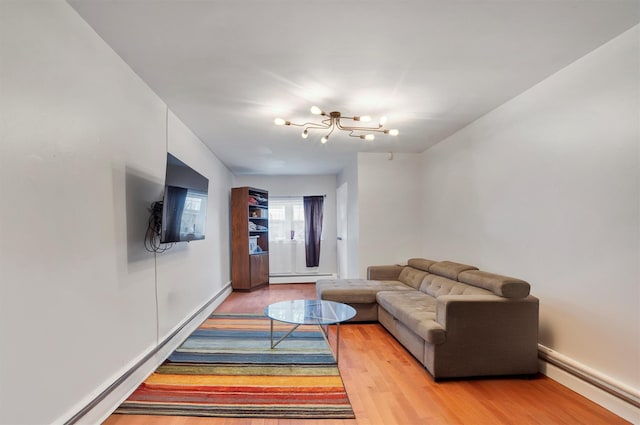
[268,197,306,242]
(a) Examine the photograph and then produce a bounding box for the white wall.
[420,25,639,419]
[357,153,423,277]
[0,2,232,424]
[156,111,232,339]
[233,175,338,275]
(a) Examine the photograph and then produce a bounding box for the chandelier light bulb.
[388,129,399,136]
[379,116,388,125]
[310,106,323,115]
[360,115,372,123]
[274,117,286,126]
[321,136,328,144]
[365,134,375,141]
[301,129,309,139]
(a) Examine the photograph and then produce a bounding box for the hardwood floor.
[103,284,629,425]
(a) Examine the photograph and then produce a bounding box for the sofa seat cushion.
[317,279,411,304]
[420,274,493,298]
[457,270,530,298]
[376,290,446,345]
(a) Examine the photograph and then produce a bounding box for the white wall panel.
[420,26,639,408]
[357,153,422,277]
[155,111,232,340]
[0,2,232,424]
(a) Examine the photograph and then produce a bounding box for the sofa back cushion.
[420,274,492,298]
[428,261,478,280]
[458,270,530,298]
[398,267,429,289]
[407,258,438,272]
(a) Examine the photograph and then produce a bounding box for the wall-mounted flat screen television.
[161,153,209,243]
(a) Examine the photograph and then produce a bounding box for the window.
[269,197,305,241]
[184,195,202,212]
[180,191,207,237]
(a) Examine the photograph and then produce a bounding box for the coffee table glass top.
[264,299,356,325]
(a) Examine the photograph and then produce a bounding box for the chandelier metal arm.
[286,121,331,128]
[347,130,361,138]
[301,118,332,134]
[304,122,331,129]
[335,119,385,133]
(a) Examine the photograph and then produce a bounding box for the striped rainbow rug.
[115,314,355,419]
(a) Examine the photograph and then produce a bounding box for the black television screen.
[161,153,209,243]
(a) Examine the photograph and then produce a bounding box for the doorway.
[336,182,349,278]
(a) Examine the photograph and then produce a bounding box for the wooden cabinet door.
[250,253,269,288]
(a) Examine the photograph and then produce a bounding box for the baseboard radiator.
[538,344,640,408]
[269,272,336,284]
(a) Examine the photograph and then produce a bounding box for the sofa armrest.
[367,264,404,280]
[436,294,538,351]
[436,294,538,331]
[432,294,539,377]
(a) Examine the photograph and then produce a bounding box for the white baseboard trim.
[269,273,336,284]
[538,345,640,424]
[64,282,233,425]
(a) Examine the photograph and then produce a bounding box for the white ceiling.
[68,0,639,175]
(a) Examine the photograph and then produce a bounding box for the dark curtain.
[164,186,188,242]
[303,196,324,267]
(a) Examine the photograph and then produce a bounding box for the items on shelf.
[248,195,268,206]
[248,222,267,232]
[249,236,262,254]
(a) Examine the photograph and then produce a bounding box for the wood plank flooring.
[103,284,629,425]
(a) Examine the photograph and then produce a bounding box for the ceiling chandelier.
[274,106,399,144]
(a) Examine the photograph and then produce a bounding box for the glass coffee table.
[264,299,356,362]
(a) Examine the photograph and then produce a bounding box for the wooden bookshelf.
[231,187,269,291]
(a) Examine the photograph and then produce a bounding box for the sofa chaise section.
[316,278,412,321]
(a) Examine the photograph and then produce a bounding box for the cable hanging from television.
[144,201,174,253]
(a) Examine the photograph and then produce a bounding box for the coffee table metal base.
[269,320,343,362]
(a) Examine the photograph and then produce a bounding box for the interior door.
[336,182,349,278]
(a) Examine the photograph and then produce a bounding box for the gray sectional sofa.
[316,258,539,379]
